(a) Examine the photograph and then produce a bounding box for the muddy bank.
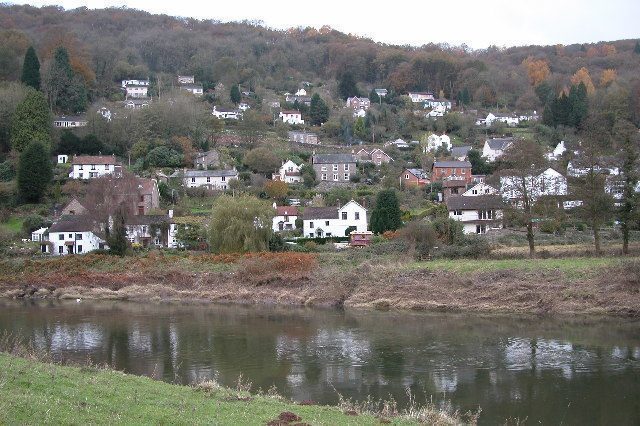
[2,259,639,317]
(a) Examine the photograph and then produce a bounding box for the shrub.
[237,252,318,285]
[22,214,46,235]
[398,220,437,260]
[432,235,491,259]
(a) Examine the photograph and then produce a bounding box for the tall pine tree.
[309,93,329,125]
[10,89,51,152]
[17,140,52,203]
[21,46,41,90]
[45,46,87,113]
[370,189,402,234]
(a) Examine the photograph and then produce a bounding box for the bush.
[432,235,492,259]
[22,214,46,235]
[237,252,318,285]
[0,161,15,182]
[398,220,437,260]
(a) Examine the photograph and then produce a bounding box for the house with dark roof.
[288,131,319,145]
[302,200,367,238]
[400,168,430,188]
[482,138,514,162]
[53,115,88,128]
[272,204,299,232]
[172,169,238,190]
[69,155,122,179]
[354,148,393,166]
[446,195,505,234]
[48,215,107,255]
[431,160,472,183]
[125,212,177,248]
[451,146,473,161]
[312,153,357,183]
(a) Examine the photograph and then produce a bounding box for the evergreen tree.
[17,140,52,203]
[568,83,588,127]
[230,85,241,104]
[467,149,493,175]
[369,89,380,104]
[370,189,402,234]
[353,116,367,140]
[21,46,41,90]
[337,71,358,100]
[44,46,87,113]
[106,208,129,256]
[635,41,640,55]
[10,89,51,152]
[309,93,329,125]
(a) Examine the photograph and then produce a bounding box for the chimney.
[336,199,341,208]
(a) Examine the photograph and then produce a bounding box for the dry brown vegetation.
[1,252,639,317]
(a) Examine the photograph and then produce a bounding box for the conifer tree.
[44,46,87,113]
[309,93,329,125]
[10,89,51,152]
[21,46,41,90]
[230,85,241,104]
[370,189,402,234]
[17,140,52,203]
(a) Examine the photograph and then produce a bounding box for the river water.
[0,300,639,424]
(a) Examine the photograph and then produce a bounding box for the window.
[79,173,83,178]
[90,172,97,178]
[105,165,109,170]
[321,173,327,180]
[191,177,196,183]
[454,210,462,216]
[59,234,64,241]
[91,164,96,170]
[341,212,347,220]
[472,189,478,195]
[222,176,226,181]
[344,164,349,171]
[333,174,338,181]
[142,226,147,233]
[321,166,327,172]
[309,221,314,228]
[344,173,349,180]
[206,177,211,183]
[476,224,486,234]
[77,245,83,253]
[325,221,330,226]
[79,165,83,170]
[405,174,410,179]
[68,234,73,239]
[333,164,338,171]
[355,212,360,220]
[75,234,82,240]
[58,246,64,254]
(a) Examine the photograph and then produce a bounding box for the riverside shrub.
[237,252,318,285]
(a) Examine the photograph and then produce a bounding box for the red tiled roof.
[276,206,299,216]
[71,155,118,165]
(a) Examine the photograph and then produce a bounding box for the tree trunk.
[622,222,629,255]
[594,226,601,255]
[526,221,535,257]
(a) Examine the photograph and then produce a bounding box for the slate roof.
[71,155,118,165]
[126,215,171,226]
[303,207,339,220]
[406,168,429,179]
[445,195,505,211]
[173,169,238,178]
[451,146,472,158]
[486,138,513,150]
[433,161,472,168]
[312,154,356,164]
[442,179,468,188]
[49,215,98,233]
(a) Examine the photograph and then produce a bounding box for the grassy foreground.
[0,353,466,425]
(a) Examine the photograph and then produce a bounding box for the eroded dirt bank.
[2,258,639,317]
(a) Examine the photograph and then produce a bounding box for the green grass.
[0,216,24,234]
[0,353,418,425]
[408,256,632,279]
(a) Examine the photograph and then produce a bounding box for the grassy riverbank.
[1,251,639,317]
[0,352,463,425]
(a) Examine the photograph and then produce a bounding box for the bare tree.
[613,119,640,254]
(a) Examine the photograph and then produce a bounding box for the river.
[0,300,639,424]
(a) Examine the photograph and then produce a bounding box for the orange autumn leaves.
[522,57,550,86]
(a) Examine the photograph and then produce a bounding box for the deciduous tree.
[243,147,281,175]
[613,119,639,254]
[570,67,595,95]
[522,57,550,86]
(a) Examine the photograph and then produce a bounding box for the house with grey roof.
[125,211,178,248]
[451,146,473,161]
[432,160,473,183]
[446,194,505,235]
[482,138,514,162]
[302,200,367,238]
[312,153,357,183]
[48,215,107,256]
[172,169,238,190]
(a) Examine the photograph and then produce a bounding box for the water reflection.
[1,300,639,424]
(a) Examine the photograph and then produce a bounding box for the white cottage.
[303,200,367,238]
[425,133,452,153]
[212,106,241,120]
[272,160,303,184]
[175,169,238,190]
[279,110,304,125]
[69,155,122,180]
[500,167,568,202]
[48,216,107,256]
[482,138,513,162]
[446,195,504,234]
[272,204,299,232]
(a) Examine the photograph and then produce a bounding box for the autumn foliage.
[522,57,550,86]
[599,69,617,87]
[570,67,595,95]
[237,252,318,285]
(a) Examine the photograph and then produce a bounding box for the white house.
[374,88,388,97]
[69,155,121,180]
[483,113,519,127]
[408,92,435,103]
[177,75,195,84]
[482,138,514,162]
[567,161,619,178]
[53,116,88,128]
[175,169,238,190]
[238,102,250,111]
[124,99,150,109]
[384,138,410,149]
[212,106,241,120]
[547,141,567,160]
[125,212,176,248]
[48,216,107,256]
[272,204,299,232]
[425,133,452,153]
[272,160,303,184]
[426,105,446,117]
[121,79,149,88]
[97,107,112,122]
[124,84,148,99]
[303,200,367,238]
[57,154,68,164]
[500,167,568,203]
[424,99,452,110]
[295,88,307,96]
[446,195,504,235]
[354,109,367,118]
[462,182,498,196]
[279,110,304,125]
[180,83,203,96]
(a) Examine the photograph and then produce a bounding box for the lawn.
[0,353,430,425]
[0,216,24,234]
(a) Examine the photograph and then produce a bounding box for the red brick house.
[431,161,472,183]
[401,168,430,187]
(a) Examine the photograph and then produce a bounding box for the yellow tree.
[264,180,289,201]
[522,57,549,86]
[570,67,595,95]
[599,69,617,87]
